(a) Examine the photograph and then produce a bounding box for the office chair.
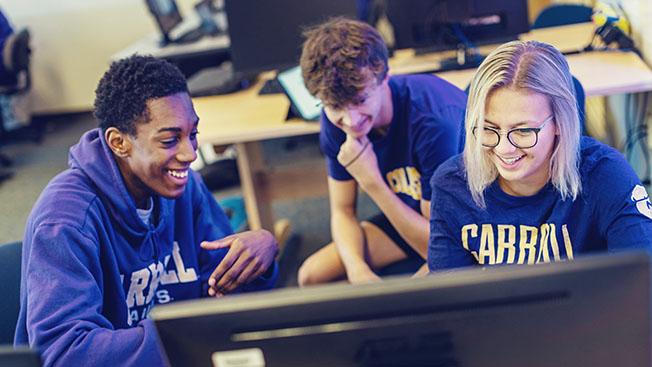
[531,3,589,134]
[0,241,22,345]
[532,4,593,30]
[0,28,31,183]
[572,76,586,135]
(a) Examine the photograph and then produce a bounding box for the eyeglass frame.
[472,115,555,149]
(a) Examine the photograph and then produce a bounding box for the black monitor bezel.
[153,251,652,367]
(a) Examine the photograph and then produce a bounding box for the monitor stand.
[258,77,284,95]
[159,27,206,47]
[187,62,255,97]
[438,44,485,72]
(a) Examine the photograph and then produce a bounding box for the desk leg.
[234,141,274,232]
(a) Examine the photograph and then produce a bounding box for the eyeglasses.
[472,115,554,149]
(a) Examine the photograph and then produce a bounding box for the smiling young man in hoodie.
[14,55,279,366]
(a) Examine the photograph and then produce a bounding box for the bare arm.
[364,182,430,259]
[328,177,381,283]
[339,135,430,259]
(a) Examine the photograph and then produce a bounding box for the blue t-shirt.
[320,74,466,211]
[428,137,652,270]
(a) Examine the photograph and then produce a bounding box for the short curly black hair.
[94,54,188,135]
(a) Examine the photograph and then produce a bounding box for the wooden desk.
[193,23,652,235]
[401,51,652,97]
[390,23,652,96]
[193,75,322,232]
[111,33,230,78]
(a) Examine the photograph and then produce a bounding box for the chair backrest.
[532,4,593,29]
[572,75,586,135]
[0,28,31,93]
[0,241,22,345]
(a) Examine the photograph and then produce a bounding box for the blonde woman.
[428,40,652,270]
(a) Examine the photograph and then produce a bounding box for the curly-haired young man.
[298,18,467,285]
[15,55,279,366]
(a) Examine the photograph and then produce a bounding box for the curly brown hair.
[300,17,388,110]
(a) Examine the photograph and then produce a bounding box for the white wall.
[0,0,197,114]
[619,0,652,65]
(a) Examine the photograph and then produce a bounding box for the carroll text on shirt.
[460,223,574,265]
[386,166,421,200]
[122,241,198,325]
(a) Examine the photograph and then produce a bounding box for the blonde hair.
[464,40,581,208]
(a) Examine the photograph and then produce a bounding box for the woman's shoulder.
[430,154,467,187]
[579,136,641,199]
[580,136,635,179]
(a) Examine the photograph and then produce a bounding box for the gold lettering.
[537,224,551,263]
[562,224,574,260]
[496,225,516,264]
[386,169,402,193]
[517,225,538,264]
[549,223,561,261]
[406,167,422,200]
[461,224,477,251]
[397,169,409,196]
[461,224,480,262]
[478,224,496,265]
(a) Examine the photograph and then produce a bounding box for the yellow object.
[592,1,631,34]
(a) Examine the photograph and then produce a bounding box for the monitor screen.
[152,251,651,367]
[224,0,358,76]
[145,0,183,41]
[277,65,321,121]
[386,0,529,52]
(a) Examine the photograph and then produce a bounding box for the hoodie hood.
[68,128,170,249]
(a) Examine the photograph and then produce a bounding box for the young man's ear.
[105,127,131,158]
[382,72,390,85]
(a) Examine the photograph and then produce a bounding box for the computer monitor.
[0,346,42,367]
[152,251,652,367]
[386,0,529,70]
[223,0,358,76]
[145,0,184,45]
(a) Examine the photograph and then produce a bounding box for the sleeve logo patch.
[631,185,652,220]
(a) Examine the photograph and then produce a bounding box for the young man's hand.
[201,229,279,296]
[337,135,383,191]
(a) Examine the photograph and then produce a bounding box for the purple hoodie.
[15,129,277,366]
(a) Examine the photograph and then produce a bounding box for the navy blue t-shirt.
[320,74,466,211]
[428,137,652,270]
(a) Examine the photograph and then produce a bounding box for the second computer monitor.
[224,0,357,76]
[153,251,651,367]
[387,0,529,52]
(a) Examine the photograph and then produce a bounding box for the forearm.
[365,182,429,258]
[331,210,373,276]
